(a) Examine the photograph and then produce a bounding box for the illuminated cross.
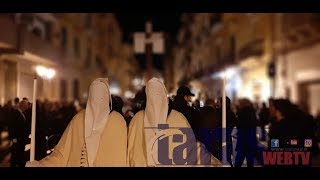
[134,21,165,81]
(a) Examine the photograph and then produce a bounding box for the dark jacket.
[173,95,200,134]
[236,106,258,152]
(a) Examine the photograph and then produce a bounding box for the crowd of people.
[1,80,320,167]
[0,98,78,167]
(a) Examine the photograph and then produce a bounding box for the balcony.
[276,18,320,55]
[20,29,62,64]
[0,15,63,66]
[178,52,236,85]
[238,39,264,60]
[0,15,19,52]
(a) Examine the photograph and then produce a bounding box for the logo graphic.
[145,124,227,166]
[146,125,264,166]
[304,139,312,147]
[263,151,310,166]
[290,139,297,146]
[271,139,279,147]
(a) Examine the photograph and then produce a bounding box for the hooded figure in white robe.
[26,78,127,167]
[127,77,220,167]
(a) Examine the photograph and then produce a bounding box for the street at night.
[0,13,320,168]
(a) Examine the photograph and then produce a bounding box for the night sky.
[115,13,182,43]
[115,13,182,71]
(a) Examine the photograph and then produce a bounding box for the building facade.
[172,13,320,116]
[0,13,138,105]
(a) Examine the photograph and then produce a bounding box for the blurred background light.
[124,90,135,99]
[35,65,56,80]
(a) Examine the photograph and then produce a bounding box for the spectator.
[8,100,29,167]
[173,86,200,135]
[112,95,124,116]
[234,98,258,167]
[258,102,269,141]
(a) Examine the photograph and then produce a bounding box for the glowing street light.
[30,65,55,162]
[212,66,238,79]
[35,65,56,80]
[211,66,239,166]
[46,68,56,79]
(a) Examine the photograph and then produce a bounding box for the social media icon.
[304,139,312,147]
[271,139,279,147]
[290,139,297,145]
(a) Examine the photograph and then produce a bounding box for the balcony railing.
[238,39,264,60]
[0,15,67,66]
[178,52,237,84]
[0,15,19,51]
[276,20,320,54]
[20,29,62,63]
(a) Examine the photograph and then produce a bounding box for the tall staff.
[222,70,227,165]
[30,77,37,162]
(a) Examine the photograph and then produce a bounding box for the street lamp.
[211,66,239,166]
[35,65,56,80]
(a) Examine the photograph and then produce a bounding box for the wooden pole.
[145,21,153,81]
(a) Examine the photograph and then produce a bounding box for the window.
[60,79,67,100]
[45,22,52,41]
[85,14,92,28]
[61,27,67,48]
[85,49,91,67]
[31,28,42,37]
[73,38,80,57]
[96,56,102,68]
[184,29,191,42]
[216,47,221,60]
[107,44,114,57]
[29,17,46,39]
[210,14,222,27]
[73,79,80,100]
[230,36,236,59]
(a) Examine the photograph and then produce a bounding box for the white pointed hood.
[84,78,112,167]
[144,77,168,166]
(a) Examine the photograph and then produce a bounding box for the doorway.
[298,80,320,116]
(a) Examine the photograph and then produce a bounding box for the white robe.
[26,78,128,167]
[31,110,127,167]
[128,110,221,167]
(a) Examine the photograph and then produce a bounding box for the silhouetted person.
[173,86,200,135]
[269,99,314,148]
[268,98,277,125]
[112,95,124,116]
[205,99,215,107]
[131,86,147,115]
[235,99,258,167]
[269,99,316,166]
[258,102,269,141]
[315,110,320,143]
[0,106,5,127]
[8,100,29,167]
[216,97,237,166]
[193,99,200,110]
[13,97,20,109]
[199,102,221,163]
